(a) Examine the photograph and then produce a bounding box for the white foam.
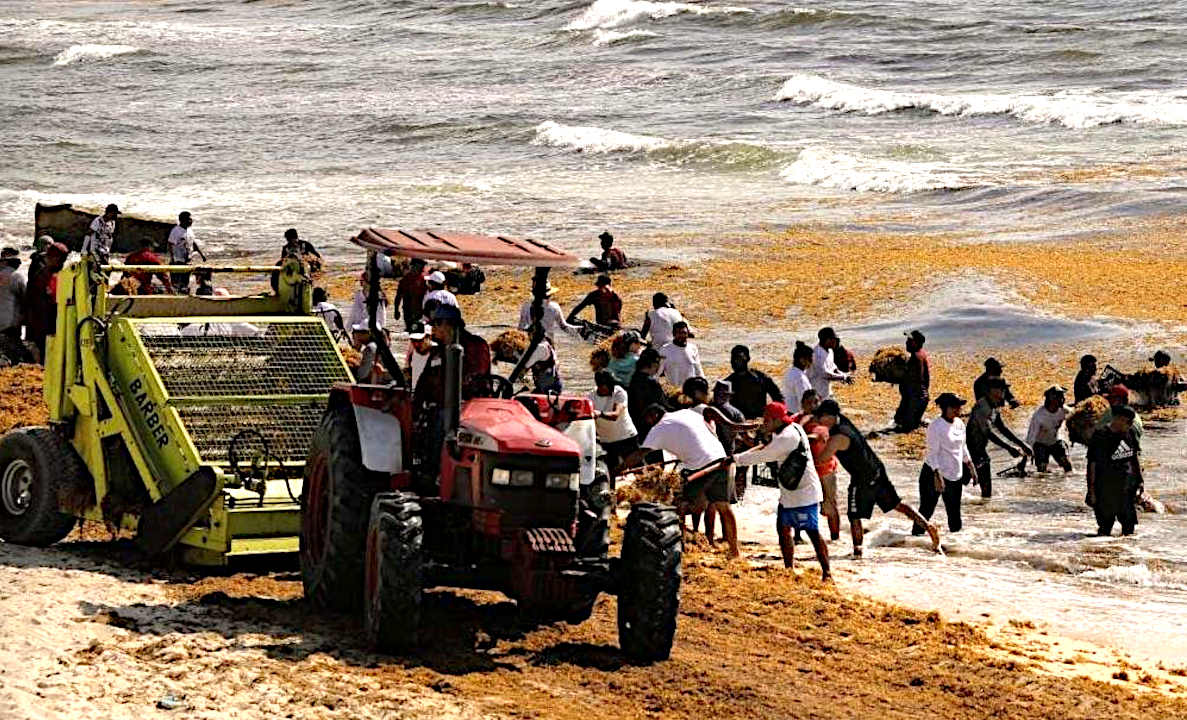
[780,147,970,193]
[1079,564,1187,589]
[567,0,753,31]
[776,73,1187,129]
[591,28,660,46]
[532,120,671,153]
[52,43,140,66]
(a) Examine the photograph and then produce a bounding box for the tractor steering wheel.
[470,373,514,400]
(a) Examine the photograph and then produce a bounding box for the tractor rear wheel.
[0,427,82,546]
[617,502,682,662]
[364,492,423,652]
[300,404,390,612]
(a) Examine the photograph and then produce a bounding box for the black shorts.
[681,466,730,507]
[1033,440,1068,467]
[847,472,902,520]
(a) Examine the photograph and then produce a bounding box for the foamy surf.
[532,120,787,170]
[566,0,754,31]
[780,147,971,193]
[776,73,1187,129]
[52,43,140,66]
[533,120,669,153]
[591,28,660,46]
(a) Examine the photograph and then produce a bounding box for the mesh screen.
[135,321,350,397]
[177,402,325,465]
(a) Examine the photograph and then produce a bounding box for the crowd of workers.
[6,214,1161,577]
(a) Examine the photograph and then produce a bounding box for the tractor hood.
[456,399,580,458]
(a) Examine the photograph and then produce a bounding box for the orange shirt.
[792,413,838,477]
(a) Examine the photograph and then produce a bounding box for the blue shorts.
[777,503,820,532]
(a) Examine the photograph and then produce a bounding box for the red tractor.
[300,229,682,662]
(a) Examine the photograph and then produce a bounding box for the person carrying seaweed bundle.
[893,329,930,432]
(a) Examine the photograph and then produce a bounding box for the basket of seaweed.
[491,329,530,364]
[868,346,908,385]
[616,464,683,506]
[1066,395,1109,444]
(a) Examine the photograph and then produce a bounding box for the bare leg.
[850,516,864,558]
[776,517,795,568]
[806,529,831,581]
[704,504,718,545]
[825,507,841,542]
[714,501,740,559]
[690,511,702,534]
[895,502,940,551]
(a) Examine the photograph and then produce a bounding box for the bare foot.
[926,523,941,552]
[821,573,833,583]
[726,547,741,560]
[852,547,863,559]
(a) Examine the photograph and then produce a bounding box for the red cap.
[1107,384,1129,400]
[763,401,793,423]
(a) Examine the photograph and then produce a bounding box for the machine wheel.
[364,492,423,652]
[617,502,682,662]
[0,427,82,546]
[300,404,390,612]
[575,473,612,560]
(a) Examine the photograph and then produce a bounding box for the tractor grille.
[134,321,350,397]
[177,402,326,465]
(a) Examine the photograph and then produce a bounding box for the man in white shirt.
[423,270,458,315]
[640,292,690,348]
[658,321,703,388]
[633,404,739,559]
[517,284,581,344]
[349,271,387,331]
[809,326,851,400]
[167,211,203,293]
[1026,385,1073,473]
[404,321,434,390]
[0,248,25,342]
[781,341,814,413]
[588,370,637,481]
[733,401,830,580]
[81,203,119,265]
[918,393,977,534]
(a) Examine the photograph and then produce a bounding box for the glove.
[1007,447,1020,459]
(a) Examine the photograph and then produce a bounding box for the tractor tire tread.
[617,502,682,663]
[365,492,423,653]
[0,426,84,547]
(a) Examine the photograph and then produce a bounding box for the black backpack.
[777,427,811,492]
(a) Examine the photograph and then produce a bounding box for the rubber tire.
[300,404,390,612]
[617,502,682,662]
[0,427,82,546]
[575,473,612,560]
[364,492,423,653]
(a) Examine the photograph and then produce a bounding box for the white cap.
[427,270,446,285]
[351,323,368,333]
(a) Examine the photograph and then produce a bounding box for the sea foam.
[780,147,970,193]
[566,0,754,31]
[592,28,660,46]
[533,120,670,153]
[52,43,140,66]
[776,73,1187,129]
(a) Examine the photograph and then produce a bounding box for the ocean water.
[2,0,1186,255]
[4,0,1187,659]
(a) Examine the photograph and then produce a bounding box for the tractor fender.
[353,405,402,474]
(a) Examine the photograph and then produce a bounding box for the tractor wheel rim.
[1,459,33,516]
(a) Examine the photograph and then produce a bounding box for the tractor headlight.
[510,469,535,487]
[492,468,511,486]
[546,472,580,491]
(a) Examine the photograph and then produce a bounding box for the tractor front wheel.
[300,403,389,612]
[364,492,423,653]
[617,502,682,662]
[0,427,83,546]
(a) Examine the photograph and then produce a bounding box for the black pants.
[968,444,992,498]
[1094,481,1138,536]
[914,464,964,533]
[600,436,638,482]
[894,386,928,431]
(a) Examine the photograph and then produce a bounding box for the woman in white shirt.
[919,393,977,533]
[588,370,637,481]
[640,292,690,348]
[781,341,814,413]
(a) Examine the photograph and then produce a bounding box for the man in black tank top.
[813,400,939,556]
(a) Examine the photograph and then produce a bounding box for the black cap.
[934,392,966,408]
[1080,354,1097,365]
[815,399,841,417]
[599,231,614,242]
[984,357,1003,371]
[432,304,463,326]
[905,329,926,345]
[284,228,298,240]
[105,203,121,215]
[595,273,612,287]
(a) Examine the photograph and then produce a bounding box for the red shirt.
[397,269,427,310]
[792,412,838,477]
[125,248,171,294]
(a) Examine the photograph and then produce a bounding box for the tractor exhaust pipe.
[443,342,463,435]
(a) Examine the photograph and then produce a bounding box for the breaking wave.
[776,73,1187,129]
[780,147,972,193]
[52,43,140,66]
[566,0,754,31]
[532,121,785,170]
[1079,564,1187,590]
[591,28,660,46]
